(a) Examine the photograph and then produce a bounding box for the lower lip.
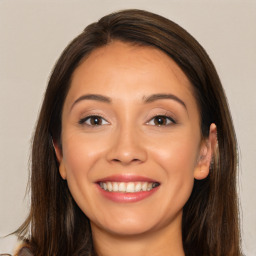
[97,185,160,203]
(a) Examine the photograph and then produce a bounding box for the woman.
[15,9,242,256]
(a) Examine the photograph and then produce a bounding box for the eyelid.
[78,114,110,126]
[146,114,176,126]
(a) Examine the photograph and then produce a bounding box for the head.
[19,9,240,256]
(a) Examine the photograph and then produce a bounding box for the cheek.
[62,132,106,176]
[60,134,107,211]
[151,132,199,175]
[150,133,199,208]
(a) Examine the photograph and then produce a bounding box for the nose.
[106,125,147,166]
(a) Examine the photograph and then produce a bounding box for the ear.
[52,139,67,180]
[194,123,217,180]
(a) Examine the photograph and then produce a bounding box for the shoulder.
[14,243,33,256]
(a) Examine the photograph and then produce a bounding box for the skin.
[54,41,217,256]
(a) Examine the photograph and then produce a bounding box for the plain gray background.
[0,0,255,255]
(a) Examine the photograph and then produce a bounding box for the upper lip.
[96,174,160,183]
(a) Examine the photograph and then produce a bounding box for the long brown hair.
[16,9,242,256]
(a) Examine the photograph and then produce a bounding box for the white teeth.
[99,181,159,193]
[107,182,112,192]
[113,182,119,192]
[141,182,148,191]
[126,182,135,192]
[119,182,126,192]
[135,183,142,192]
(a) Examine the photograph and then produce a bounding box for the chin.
[90,208,182,238]
[101,221,156,237]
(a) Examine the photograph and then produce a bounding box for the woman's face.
[56,41,209,237]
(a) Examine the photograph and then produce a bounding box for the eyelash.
[79,114,176,127]
[147,115,176,126]
[79,115,109,126]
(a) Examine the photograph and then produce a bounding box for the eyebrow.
[70,94,112,111]
[144,93,187,110]
[70,93,187,111]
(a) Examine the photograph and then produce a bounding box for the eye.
[79,115,109,126]
[147,115,175,126]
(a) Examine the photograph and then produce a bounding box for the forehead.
[65,41,199,114]
[74,41,191,88]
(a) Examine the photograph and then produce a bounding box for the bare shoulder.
[14,243,33,256]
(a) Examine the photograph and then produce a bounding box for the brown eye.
[154,116,167,125]
[79,115,109,126]
[147,115,175,126]
[90,116,102,125]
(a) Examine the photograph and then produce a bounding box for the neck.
[91,215,185,256]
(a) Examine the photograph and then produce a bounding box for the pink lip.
[96,174,159,183]
[97,186,160,203]
[95,174,160,203]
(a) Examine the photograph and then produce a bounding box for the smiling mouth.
[99,181,160,193]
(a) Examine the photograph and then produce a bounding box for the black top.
[17,247,33,256]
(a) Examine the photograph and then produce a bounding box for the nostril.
[112,158,141,164]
